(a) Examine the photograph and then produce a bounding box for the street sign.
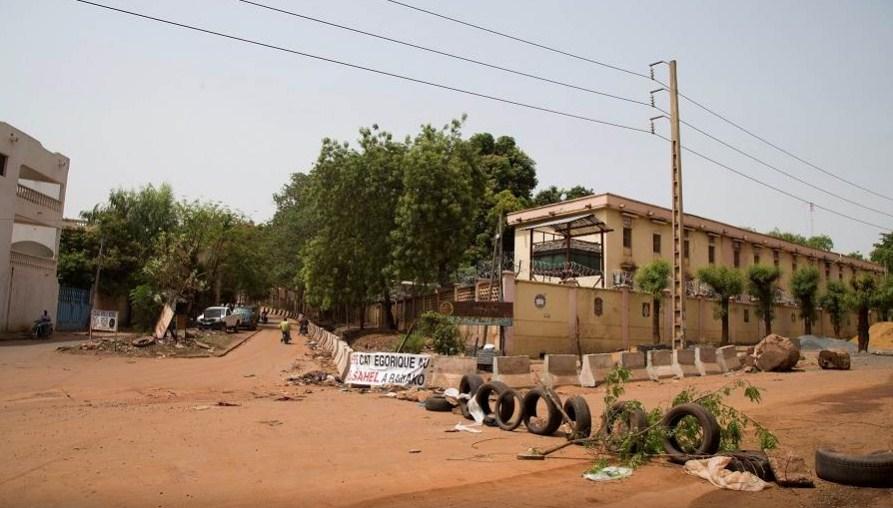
[91,309,118,333]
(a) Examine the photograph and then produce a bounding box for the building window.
[642,302,650,317]
[594,297,603,316]
[773,250,780,268]
[708,245,715,264]
[754,254,760,265]
[744,309,750,323]
[792,259,798,273]
[0,152,6,176]
[652,233,661,254]
[684,240,690,259]
[733,249,740,268]
[623,227,632,249]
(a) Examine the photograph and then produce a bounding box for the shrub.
[416,311,463,355]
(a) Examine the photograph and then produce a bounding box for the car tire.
[815,448,893,487]
[475,381,510,427]
[494,389,525,431]
[600,401,649,453]
[661,403,721,461]
[521,387,562,436]
[424,396,454,412]
[459,374,484,420]
[563,395,592,441]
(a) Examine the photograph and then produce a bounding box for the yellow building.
[509,192,883,296]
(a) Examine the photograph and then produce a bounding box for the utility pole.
[88,236,104,340]
[668,60,686,350]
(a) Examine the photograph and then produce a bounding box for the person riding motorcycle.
[32,310,54,339]
[279,318,291,344]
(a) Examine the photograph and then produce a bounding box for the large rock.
[767,449,814,487]
[753,334,800,372]
[818,349,851,370]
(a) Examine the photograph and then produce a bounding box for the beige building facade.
[509,193,883,297]
[0,122,70,332]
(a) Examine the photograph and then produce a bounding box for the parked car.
[233,306,259,330]
[197,306,241,332]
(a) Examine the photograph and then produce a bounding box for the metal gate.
[57,286,90,331]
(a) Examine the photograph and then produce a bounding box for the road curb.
[217,329,263,357]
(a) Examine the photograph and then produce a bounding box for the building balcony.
[15,184,63,224]
[10,250,57,272]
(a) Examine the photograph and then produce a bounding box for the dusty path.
[1,331,891,507]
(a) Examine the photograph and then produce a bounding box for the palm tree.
[635,260,670,344]
[697,266,743,346]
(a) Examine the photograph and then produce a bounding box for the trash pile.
[286,370,339,386]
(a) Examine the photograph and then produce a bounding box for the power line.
[384,0,650,80]
[652,133,890,232]
[652,106,893,220]
[71,0,649,135]
[243,0,892,220]
[236,0,649,107]
[385,0,891,204]
[72,0,889,234]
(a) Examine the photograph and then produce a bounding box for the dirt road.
[1,329,891,507]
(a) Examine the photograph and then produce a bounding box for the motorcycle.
[299,321,309,336]
[32,319,54,339]
[281,329,291,344]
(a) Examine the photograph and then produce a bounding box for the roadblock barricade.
[579,353,615,387]
[647,349,682,380]
[336,343,352,380]
[429,356,476,389]
[674,349,699,377]
[695,346,722,376]
[612,351,650,382]
[541,354,580,387]
[493,355,534,388]
[325,333,338,354]
[716,345,742,372]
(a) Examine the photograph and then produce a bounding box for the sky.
[2,0,892,255]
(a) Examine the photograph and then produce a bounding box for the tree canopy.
[766,228,833,251]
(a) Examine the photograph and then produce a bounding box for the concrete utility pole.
[668,60,686,350]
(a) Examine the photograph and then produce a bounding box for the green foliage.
[847,251,865,261]
[57,227,99,289]
[468,132,537,201]
[532,185,593,206]
[397,332,427,354]
[791,266,820,332]
[766,228,833,251]
[698,266,744,345]
[415,311,462,355]
[746,265,781,332]
[596,367,778,469]
[820,281,849,337]
[128,283,163,330]
[872,277,893,321]
[870,232,893,273]
[849,274,877,351]
[635,260,671,297]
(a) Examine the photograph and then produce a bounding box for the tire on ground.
[722,450,774,481]
[475,381,510,427]
[600,401,648,453]
[815,448,893,487]
[563,395,592,441]
[521,387,562,436]
[424,396,454,412]
[661,403,721,461]
[459,374,484,420]
[495,389,525,431]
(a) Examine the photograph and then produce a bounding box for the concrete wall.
[510,279,864,357]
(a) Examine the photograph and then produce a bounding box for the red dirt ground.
[1,327,891,507]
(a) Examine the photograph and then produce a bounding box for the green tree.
[849,274,877,352]
[872,277,893,322]
[847,251,865,261]
[57,226,99,289]
[819,281,849,338]
[766,228,833,251]
[746,265,781,335]
[635,260,670,344]
[468,133,537,200]
[697,266,744,346]
[870,232,893,273]
[532,185,594,206]
[790,266,820,335]
[391,120,484,286]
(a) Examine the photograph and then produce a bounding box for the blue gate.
[57,286,91,331]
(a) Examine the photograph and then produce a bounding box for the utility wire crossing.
[72,0,891,233]
[385,0,891,205]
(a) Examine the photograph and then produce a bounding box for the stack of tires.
[455,374,592,440]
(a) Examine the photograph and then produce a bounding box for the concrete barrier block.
[579,353,616,387]
[429,356,477,389]
[717,345,742,372]
[695,346,722,376]
[542,354,580,387]
[674,349,699,377]
[612,351,650,382]
[493,355,533,388]
[647,349,682,380]
[326,333,338,354]
[336,347,352,380]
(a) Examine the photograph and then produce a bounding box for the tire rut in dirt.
[521,387,562,436]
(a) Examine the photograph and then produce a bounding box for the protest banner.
[344,352,432,387]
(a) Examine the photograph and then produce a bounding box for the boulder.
[767,449,814,487]
[818,349,851,370]
[753,334,800,372]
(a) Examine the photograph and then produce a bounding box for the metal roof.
[519,212,612,237]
